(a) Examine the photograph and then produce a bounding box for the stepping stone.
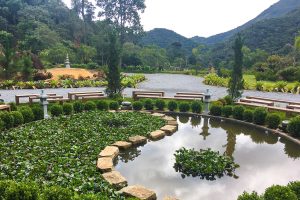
[97,157,114,172]
[150,130,165,140]
[163,196,179,200]
[112,141,132,150]
[99,146,119,159]
[140,111,151,114]
[160,125,177,135]
[151,113,165,117]
[102,171,127,189]
[163,116,176,121]
[119,185,157,200]
[167,120,178,126]
[128,135,147,145]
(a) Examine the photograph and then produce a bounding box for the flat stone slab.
[102,171,127,189]
[97,157,114,172]
[167,120,178,126]
[119,185,157,200]
[139,111,152,114]
[151,113,165,117]
[150,130,165,140]
[163,116,176,121]
[112,141,132,150]
[99,146,119,159]
[128,135,147,145]
[160,125,177,135]
[163,196,179,200]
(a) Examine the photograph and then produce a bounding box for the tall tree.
[0,31,16,79]
[228,34,244,100]
[96,0,146,44]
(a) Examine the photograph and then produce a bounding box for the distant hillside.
[140,28,198,54]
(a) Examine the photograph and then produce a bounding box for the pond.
[115,115,300,200]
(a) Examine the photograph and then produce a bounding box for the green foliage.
[210,105,222,116]
[224,95,233,105]
[243,110,254,122]
[109,101,119,110]
[288,181,300,199]
[0,112,14,129]
[18,106,34,123]
[287,116,300,137]
[50,104,63,117]
[10,111,24,127]
[253,108,268,125]
[63,103,74,115]
[191,101,202,113]
[204,73,228,87]
[264,185,297,200]
[31,106,44,121]
[179,102,190,112]
[144,99,154,110]
[222,105,233,118]
[167,101,178,111]
[73,101,84,113]
[266,114,281,129]
[232,106,245,120]
[132,101,143,111]
[8,102,17,111]
[174,148,239,180]
[96,101,109,111]
[1,181,39,200]
[0,118,4,131]
[84,101,96,111]
[155,99,166,111]
[42,186,73,200]
[237,191,262,200]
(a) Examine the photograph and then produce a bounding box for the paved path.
[1,73,300,103]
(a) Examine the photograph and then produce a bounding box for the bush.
[0,112,14,129]
[191,101,202,113]
[266,114,281,129]
[63,103,73,115]
[224,95,233,105]
[264,185,297,200]
[243,110,254,122]
[2,181,39,200]
[109,101,119,110]
[232,106,245,120]
[155,99,166,111]
[210,105,222,116]
[168,101,178,111]
[132,101,143,111]
[11,111,24,127]
[144,99,154,110]
[179,102,190,112]
[8,102,17,111]
[84,101,96,111]
[0,119,4,131]
[237,191,262,200]
[253,108,267,125]
[42,186,73,200]
[287,117,300,137]
[19,106,34,123]
[222,105,233,117]
[288,181,300,199]
[31,106,44,121]
[73,101,84,113]
[96,101,108,111]
[50,104,63,117]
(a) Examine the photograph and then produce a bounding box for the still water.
[115,116,300,200]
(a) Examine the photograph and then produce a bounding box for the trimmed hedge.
[264,185,297,200]
[288,181,300,199]
[63,103,74,115]
[168,101,178,111]
[19,106,34,123]
[96,101,108,111]
[50,104,63,117]
[155,99,165,111]
[84,101,96,111]
[32,106,44,121]
[11,111,24,127]
[0,112,14,129]
[253,108,267,125]
[237,191,261,200]
[109,101,119,110]
[210,105,222,116]
[179,102,190,112]
[222,105,233,118]
[0,119,4,131]
[266,114,281,129]
[132,101,143,111]
[287,117,300,137]
[73,101,84,113]
[232,106,245,120]
[243,110,254,123]
[144,99,154,110]
[191,101,202,113]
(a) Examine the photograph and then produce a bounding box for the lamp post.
[203,89,211,114]
[39,90,50,119]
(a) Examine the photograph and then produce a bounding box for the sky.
[62,0,279,38]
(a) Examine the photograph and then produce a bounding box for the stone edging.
[96,111,179,200]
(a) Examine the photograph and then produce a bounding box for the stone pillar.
[65,54,71,69]
[39,90,50,119]
[203,89,211,114]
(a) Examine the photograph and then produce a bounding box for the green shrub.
[0,180,12,199]
[109,101,119,110]
[4,181,38,200]
[0,112,14,129]
[266,114,281,129]
[264,185,297,200]
[243,110,254,122]
[8,102,17,111]
[232,106,245,120]
[19,106,34,123]
[222,105,233,117]
[287,117,300,137]
[132,101,143,111]
[63,103,73,115]
[210,105,222,116]
[288,181,300,199]
[237,191,262,200]
[73,101,84,113]
[42,186,73,200]
[0,119,4,131]
[155,99,165,111]
[96,100,108,111]
[144,99,154,110]
[84,101,96,111]
[191,101,202,113]
[50,104,63,117]
[31,106,44,121]
[11,111,24,127]
[224,95,233,105]
[179,102,190,112]
[168,101,178,111]
[253,108,267,125]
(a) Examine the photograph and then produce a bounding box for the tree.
[0,31,16,79]
[96,0,146,44]
[20,54,33,81]
[105,31,122,97]
[228,34,244,100]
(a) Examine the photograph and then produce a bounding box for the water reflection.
[116,116,300,200]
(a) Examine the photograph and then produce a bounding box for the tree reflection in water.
[116,146,142,164]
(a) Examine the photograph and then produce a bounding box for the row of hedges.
[238,181,300,200]
[209,104,300,138]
